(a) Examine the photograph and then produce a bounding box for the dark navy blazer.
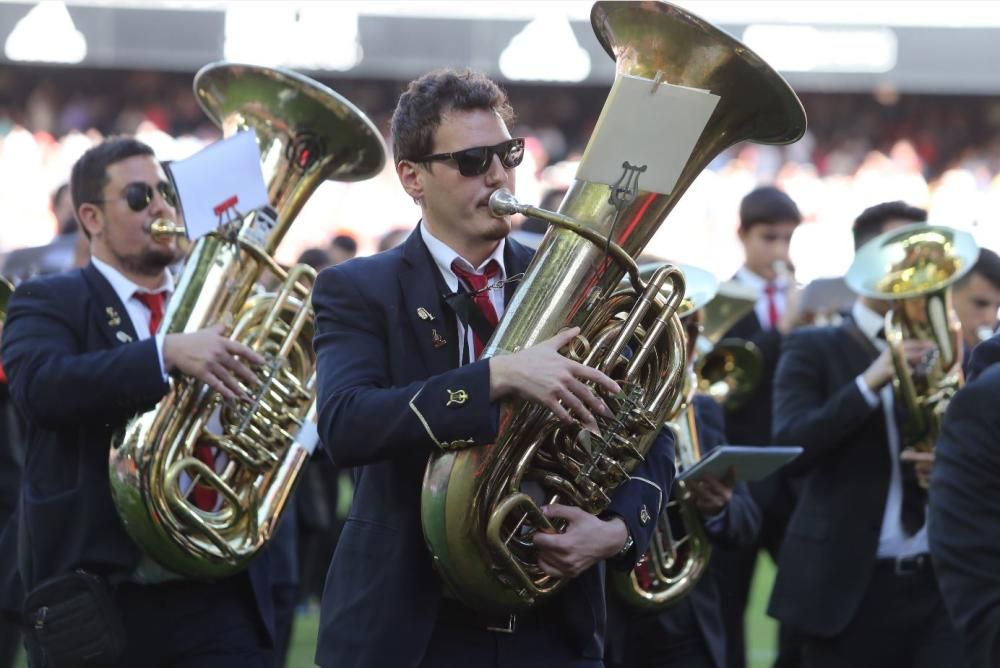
[0,264,273,639]
[312,228,675,668]
[930,364,1000,668]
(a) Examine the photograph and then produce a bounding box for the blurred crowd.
[4,67,1000,285]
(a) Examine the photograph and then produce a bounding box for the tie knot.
[134,291,165,312]
[134,291,166,334]
[451,259,501,293]
[764,283,777,296]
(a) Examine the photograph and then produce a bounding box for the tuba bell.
[845,223,979,462]
[421,0,806,613]
[109,62,387,578]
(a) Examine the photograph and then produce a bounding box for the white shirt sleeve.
[855,374,881,409]
[155,330,169,381]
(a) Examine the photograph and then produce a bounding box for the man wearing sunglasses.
[312,70,674,668]
[1,137,276,666]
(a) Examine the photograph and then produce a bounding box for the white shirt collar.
[90,256,174,307]
[735,266,788,294]
[419,221,507,294]
[851,300,886,342]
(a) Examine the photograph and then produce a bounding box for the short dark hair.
[297,247,333,271]
[956,247,1000,291]
[391,69,514,165]
[852,201,927,250]
[331,234,358,255]
[739,186,801,231]
[70,136,155,238]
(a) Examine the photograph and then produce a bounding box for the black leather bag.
[23,570,125,667]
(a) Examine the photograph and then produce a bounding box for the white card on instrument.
[167,130,270,240]
[576,74,720,196]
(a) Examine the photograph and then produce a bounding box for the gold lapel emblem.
[431,328,447,349]
[106,306,121,327]
[446,388,468,407]
[417,307,434,321]
[116,331,133,343]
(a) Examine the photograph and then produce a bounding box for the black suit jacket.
[767,321,894,636]
[312,228,675,668]
[0,264,273,637]
[930,365,1000,668]
[966,332,1000,382]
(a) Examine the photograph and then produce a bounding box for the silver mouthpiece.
[488,189,522,218]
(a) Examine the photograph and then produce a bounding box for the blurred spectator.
[0,183,78,282]
[297,247,333,272]
[377,227,411,252]
[329,234,358,265]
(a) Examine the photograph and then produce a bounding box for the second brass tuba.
[612,263,718,609]
[109,63,387,578]
[421,0,806,613]
[845,223,979,460]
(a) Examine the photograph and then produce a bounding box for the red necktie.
[451,259,501,359]
[764,283,779,329]
[133,291,166,335]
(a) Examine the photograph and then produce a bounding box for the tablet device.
[677,445,803,482]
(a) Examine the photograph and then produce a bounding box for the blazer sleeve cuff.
[408,359,497,451]
[604,475,664,570]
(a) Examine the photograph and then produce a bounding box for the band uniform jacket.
[929,364,1000,668]
[0,264,274,638]
[767,320,895,637]
[312,228,675,668]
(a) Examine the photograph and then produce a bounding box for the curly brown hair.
[390,69,514,165]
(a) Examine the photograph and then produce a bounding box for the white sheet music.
[576,74,720,196]
[167,130,270,241]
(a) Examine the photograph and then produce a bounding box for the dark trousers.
[713,475,802,668]
[800,559,962,668]
[26,576,267,668]
[613,601,716,668]
[420,599,602,668]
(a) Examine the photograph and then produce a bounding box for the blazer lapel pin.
[417,307,435,321]
[116,331,133,343]
[431,328,447,349]
[106,306,122,327]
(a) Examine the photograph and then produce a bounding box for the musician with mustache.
[311,69,674,668]
[1,137,275,667]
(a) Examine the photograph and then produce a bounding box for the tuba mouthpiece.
[488,189,521,218]
[149,218,187,241]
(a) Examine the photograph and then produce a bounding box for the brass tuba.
[109,63,386,578]
[421,0,806,613]
[845,223,979,461]
[612,263,718,608]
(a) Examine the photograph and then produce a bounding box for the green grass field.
[14,551,779,668]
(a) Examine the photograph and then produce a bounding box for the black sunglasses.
[94,181,177,212]
[411,138,525,177]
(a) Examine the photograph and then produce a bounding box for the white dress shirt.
[850,301,929,558]
[90,256,173,377]
[735,266,789,330]
[420,223,507,365]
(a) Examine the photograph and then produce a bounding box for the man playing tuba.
[2,137,275,667]
[311,69,674,668]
